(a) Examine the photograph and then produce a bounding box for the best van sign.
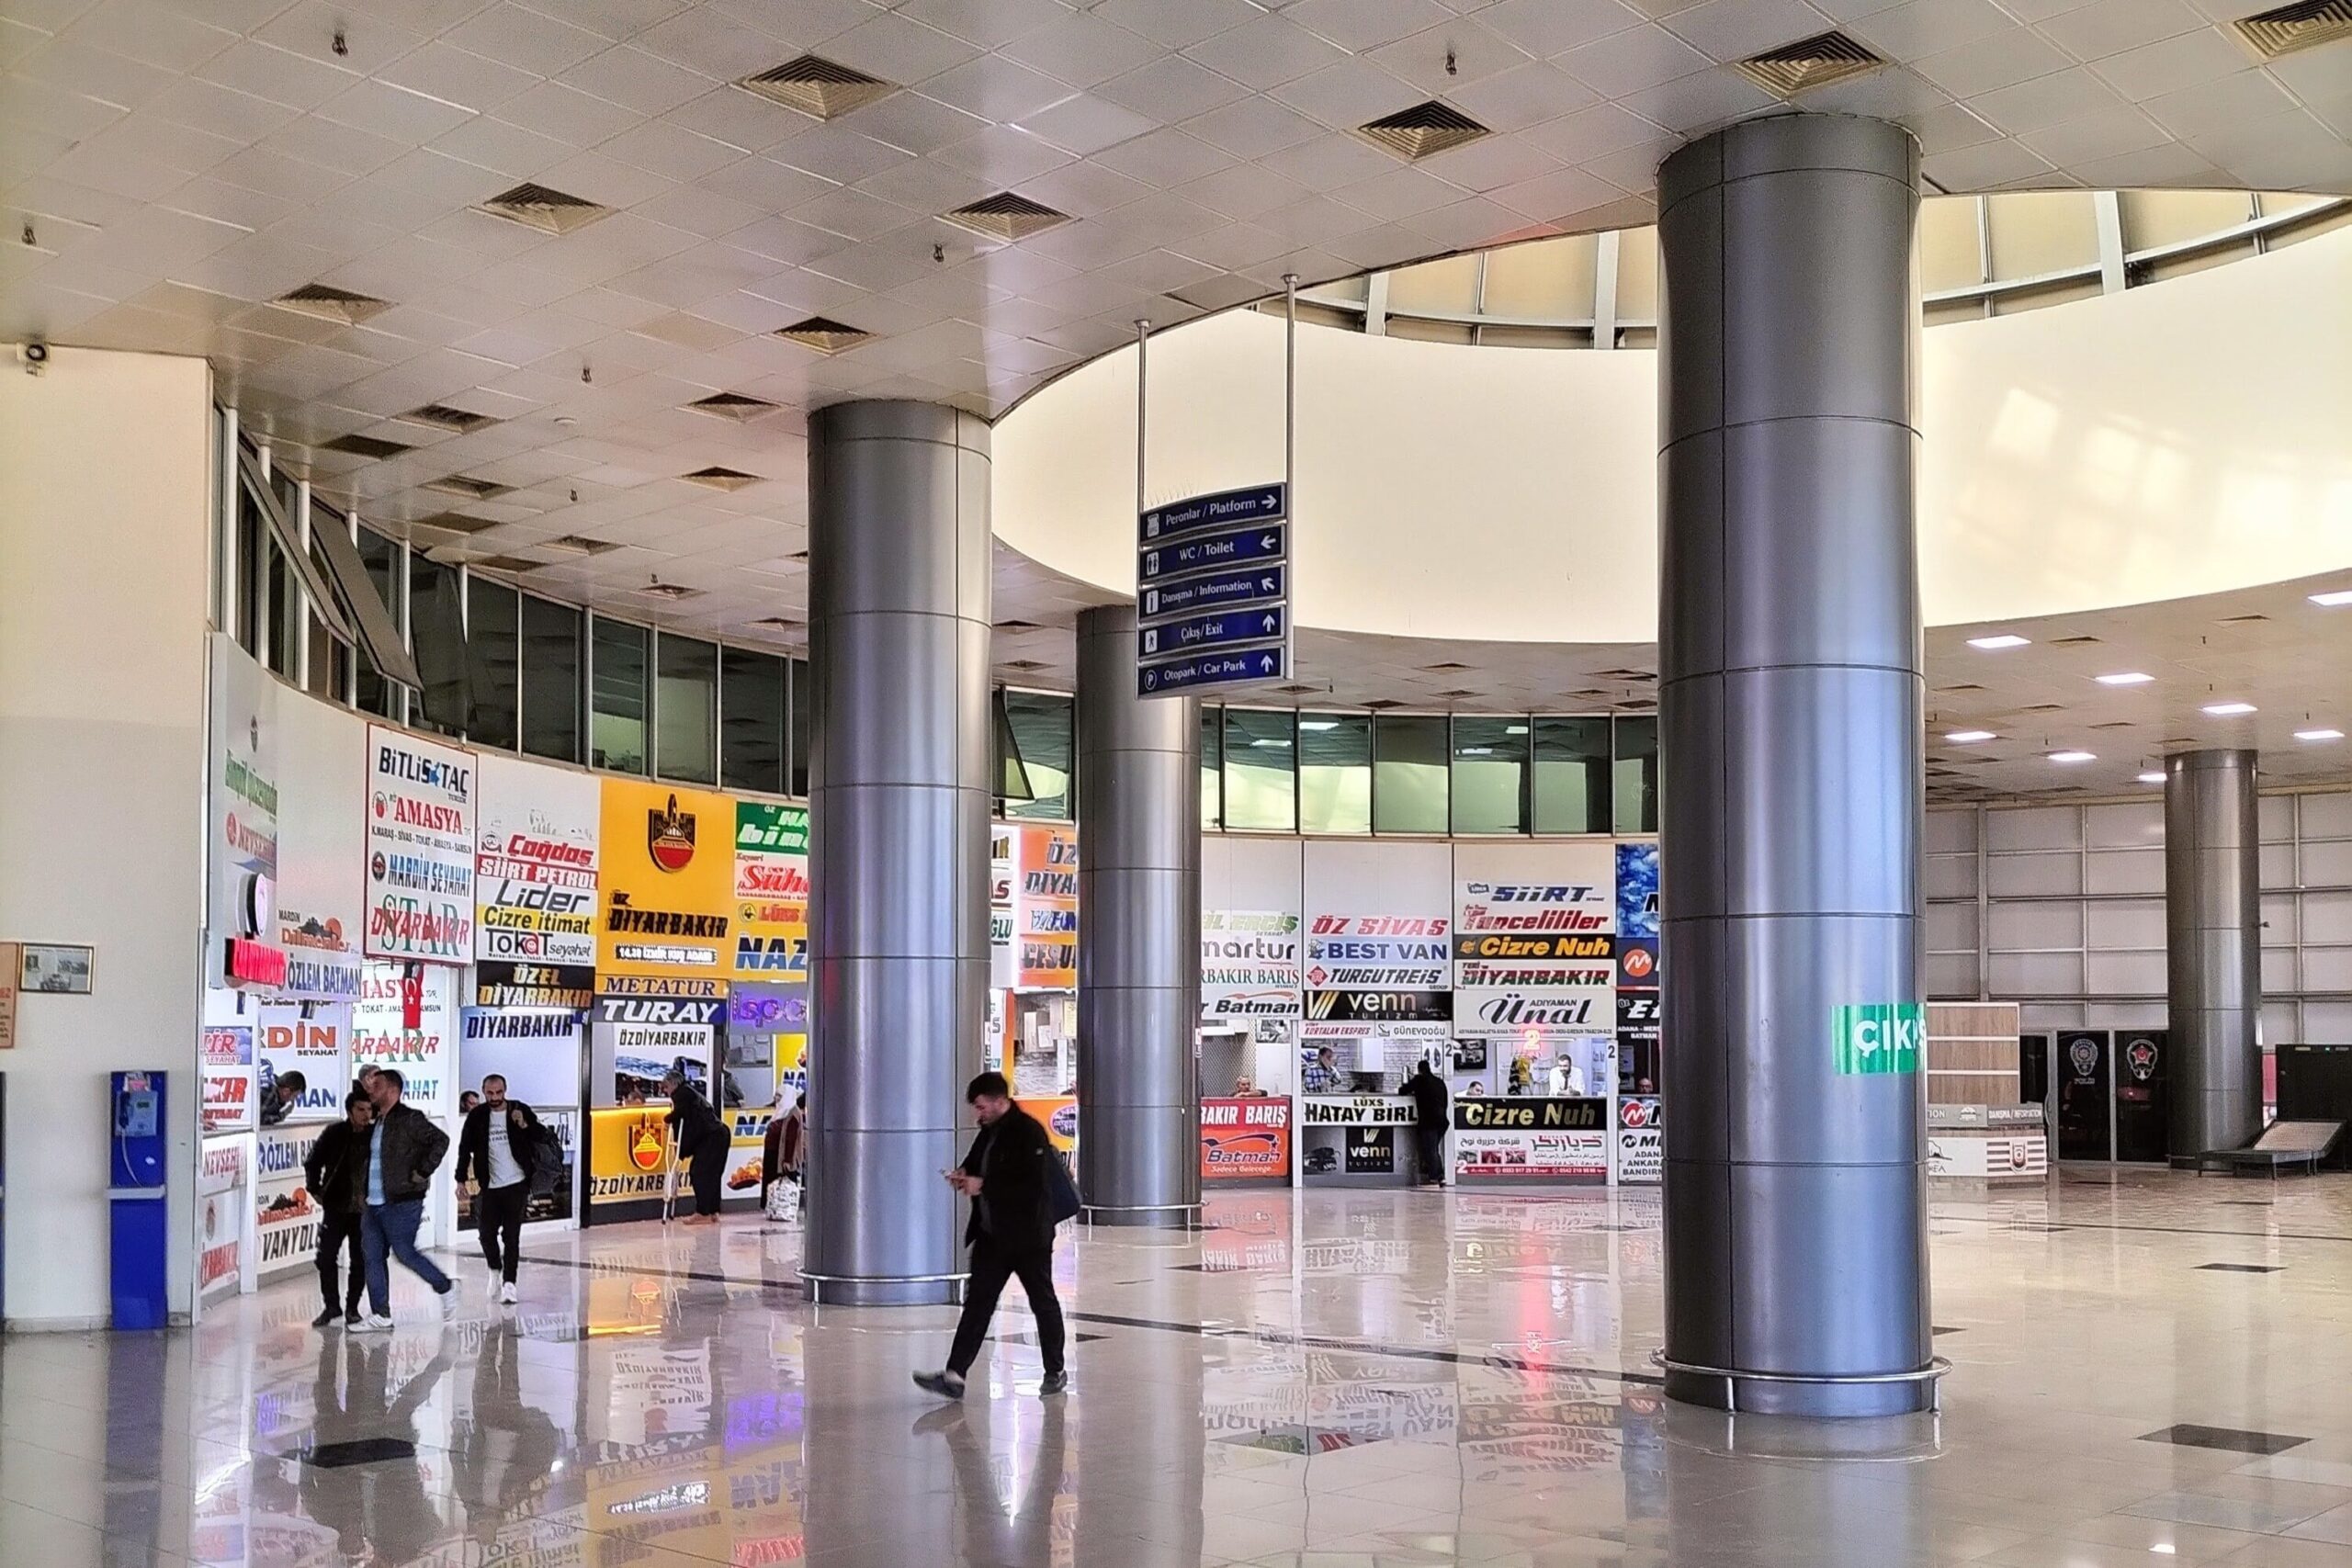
[1833,1002,1925,1076]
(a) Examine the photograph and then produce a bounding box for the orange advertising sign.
[1015,825,1078,989]
[1202,1097,1292,1179]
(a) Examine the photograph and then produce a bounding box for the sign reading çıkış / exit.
[1833,1002,1925,1075]
[1137,482,1291,699]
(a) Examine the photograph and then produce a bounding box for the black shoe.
[912,1370,967,1400]
[1038,1371,1069,1396]
[312,1307,342,1328]
[345,1306,364,1325]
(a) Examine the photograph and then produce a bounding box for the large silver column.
[802,400,991,1305]
[1656,115,1931,1416]
[1074,604,1202,1226]
[2165,749,2262,1156]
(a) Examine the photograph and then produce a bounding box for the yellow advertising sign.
[588,1107,684,1202]
[598,781,736,983]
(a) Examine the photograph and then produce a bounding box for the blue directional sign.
[1139,564,1283,625]
[1138,646,1287,695]
[1139,482,1286,544]
[1139,524,1285,583]
[1138,606,1283,660]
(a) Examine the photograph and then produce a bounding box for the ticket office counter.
[1452,1097,1612,1187]
[1298,1095,1429,1187]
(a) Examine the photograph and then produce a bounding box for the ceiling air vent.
[2049,635,2102,645]
[1421,660,1472,671]
[2218,613,2270,624]
[943,193,1069,242]
[469,182,613,236]
[775,316,875,354]
[734,55,896,118]
[1362,699,1406,711]
[1732,30,1884,98]
[2090,721,2136,730]
[400,403,495,433]
[411,513,499,536]
[682,467,761,491]
[1003,659,1047,671]
[463,555,544,574]
[321,433,413,459]
[2022,703,2065,712]
[2233,1,2352,60]
[545,534,620,556]
[686,391,781,422]
[1277,683,1320,696]
[273,284,393,325]
[752,616,801,631]
[995,618,1043,632]
[1437,688,1480,700]
[642,581,704,602]
[1354,101,1489,161]
[424,475,511,501]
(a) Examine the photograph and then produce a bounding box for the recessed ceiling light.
[1298,719,1339,731]
[2138,772,2166,784]
[2311,588,2352,607]
[2202,701,2257,716]
[2296,728,2345,742]
[1250,737,1291,749]
[1459,746,1495,757]
[1967,634,2029,650]
[2050,750,2096,763]
[2095,671,2154,685]
[1945,730,1996,743]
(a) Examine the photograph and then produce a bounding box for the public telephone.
[107,1071,168,1328]
[115,1087,160,1140]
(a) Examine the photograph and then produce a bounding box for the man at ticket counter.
[1407,1062,1449,1188]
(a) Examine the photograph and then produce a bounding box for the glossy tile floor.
[11,1169,2352,1567]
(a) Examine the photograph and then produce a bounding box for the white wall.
[0,345,212,1326]
[996,224,2352,642]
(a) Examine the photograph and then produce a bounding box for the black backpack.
[526,1123,565,1196]
[1045,1146,1081,1226]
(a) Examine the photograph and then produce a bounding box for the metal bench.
[2194,1120,2344,1179]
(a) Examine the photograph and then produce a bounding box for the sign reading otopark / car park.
[364,726,475,963]
[1136,482,1292,696]
[597,781,735,984]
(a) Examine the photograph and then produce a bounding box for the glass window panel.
[1481,233,1598,319]
[789,659,811,796]
[1385,317,1475,345]
[1373,715,1447,835]
[266,539,295,677]
[1452,716,1529,834]
[1533,716,1612,834]
[1201,704,1222,831]
[1985,190,2098,280]
[2266,197,2352,250]
[1989,277,2101,316]
[591,618,649,775]
[407,554,468,735]
[2134,238,2254,284]
[1316,274,1369,303]
[1004,690,1073,820]
[1295,302,1361,332]
[2120,189,2252,254]
[1297,713,1370,835]
[465,577,519,750]
[1925,298,1988,327]
[720,647,786,795]
[1613,716,1658,835]
[1223,709,1295,833]
[655,632,718,784]
[1385,252,1482,316]
[1613,227,1658,322]
[1478,325,1590,349]
[520,595,582,764]
[236,480,265,660]
[1616,325,1657,349]
[1919,196,1984,295]
[355,525,403,720]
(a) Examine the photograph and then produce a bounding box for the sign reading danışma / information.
[1832,1001,1925,1075]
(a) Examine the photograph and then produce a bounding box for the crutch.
[660,1125,683,1224]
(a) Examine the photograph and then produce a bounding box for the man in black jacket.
[354,1067,455,1330]
[1408,1059,1451,1187]
[454,1074,545,1304]
[304,1091,375,1326]
[661,1069,729,1224]
[914,1072,1067,1399]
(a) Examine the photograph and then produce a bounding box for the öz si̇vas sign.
[365,728,475,963]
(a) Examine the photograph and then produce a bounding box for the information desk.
[1298,1095,1426,1187]
[1928,1104,2049,1182]
[1201,1096,1291,1184]
[1452,1096,1611,1186]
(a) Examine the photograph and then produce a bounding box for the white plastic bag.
[764,1176,799,1223]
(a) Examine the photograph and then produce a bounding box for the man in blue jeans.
[352,1066,456,1331]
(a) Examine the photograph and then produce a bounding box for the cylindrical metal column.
[1074,604,1202,1227]
[802,400,992,1305]
[1656,114,1931,1416]
[2166,749,2262,1156]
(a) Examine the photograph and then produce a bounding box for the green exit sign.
[1833,1002,1925,1076]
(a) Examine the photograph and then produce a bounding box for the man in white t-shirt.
[455,1075,546,1306]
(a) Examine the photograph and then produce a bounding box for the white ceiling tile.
[560,46,717,118]
[1332,162,1470,221]
[1919,136,2054,189]
[626,10,798,80]
[696,155,837,214]
[316,79,480,143]
[1179,95,1327,159]
[1284,0,1455,54]
[17,33,189,109]
[2034,0,2206,62]
[2018,104,2169,166]
[999,9,1163,88]
[1260,130,1401,187]
[0,71,128,141]
[1967,67,2125,137]
[1477,0,1645,60]
[1442,61,1601,131]
[1088,0,1261,51]
[1657,0,1835,62]
[1910,28,2072,97]
[1169,219,1288,268]
[769,123,914,185]
[597,118,748,182]
[823,10,986,85]
[1094,53,1253,121]
[1615,67,1773,135]
[852,150,1000,212]
[1091,124,1234,186]
[1177,162,1314,220]
[428,111,579,177]
[2086,27,2255,101]
[534,148,678,208]
[1016,90,1159,155]
[792,183,923,242]
[2067,141,2225,190]
[1894,101,2003,156]
[1487,164,1623,221]
[1368,21,1537,95]
[1266,58,1421,128]
[924,122,1075,184]
[1414,130,1564,193]
[1180,15,1349,92]
[834,90,990,156]
[1555,23,1711,95]
[492,80,646,146]
[1843,0,2014,60]
[1012,154,1152,215]
[922,52,1081,121]
[1795,62,1951,119]
[895,0,1078,51]
[722,211,855,266]
[442,5,616,77]
[2140,70,2298,141]
[57,0,235,73]
[377,43,544,118]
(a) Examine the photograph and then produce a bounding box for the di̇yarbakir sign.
[365,727,475,964]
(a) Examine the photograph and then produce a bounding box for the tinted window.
[1532,716,1611,834]
[466,578,519,750]
[591,618,649,774]
[408,555,468,735]
[520,595,582,764]
[655,633,718,784]
[1223,708,1295,833]
[720,647,786,795]
[1298,713,1370,835]
[1003,690,1073,820]
[1373,715,1447,834]
[1452,716,1529,834]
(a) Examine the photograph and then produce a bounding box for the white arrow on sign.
[1261,491,1277,507]
[1261,614,1277,633]
[1261,534,1276,547]
[1260,576,1276,592]
[1258,653,1277,672]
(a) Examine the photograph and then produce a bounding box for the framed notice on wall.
[19,942,94,994]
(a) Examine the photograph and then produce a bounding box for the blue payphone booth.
[108,1070,168,1329]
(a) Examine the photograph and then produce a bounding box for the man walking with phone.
[913,1072,1069,1399]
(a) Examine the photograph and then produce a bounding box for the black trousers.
[1415,1124,1446,1184]
[947,1235,1064,1379]
[688,1131,729,1215]
[316,1208,364,1314]
[475,1181,529,1281]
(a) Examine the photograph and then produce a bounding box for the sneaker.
[499,1281,517,1306]
[311,1307,342,1328]
[438,1284,459,1317]
[912,1370,967,1401]
[351,1314,395,1334]
[1038,1371,1069,1396]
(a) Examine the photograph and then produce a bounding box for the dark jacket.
[960,1104,1056,1252]
[763,1107,805,1188]
[667,1082,726,1148]
[1408,1068,1450,1127]
[367,1101,450,1204]
[455,1099,543,1190]
[304,1121,370,1215]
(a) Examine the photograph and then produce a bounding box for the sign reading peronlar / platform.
[1832,1002,1925,1075]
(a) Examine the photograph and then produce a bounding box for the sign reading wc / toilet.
[1136,481,1291,698]
[1832,1002,1925,1076]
